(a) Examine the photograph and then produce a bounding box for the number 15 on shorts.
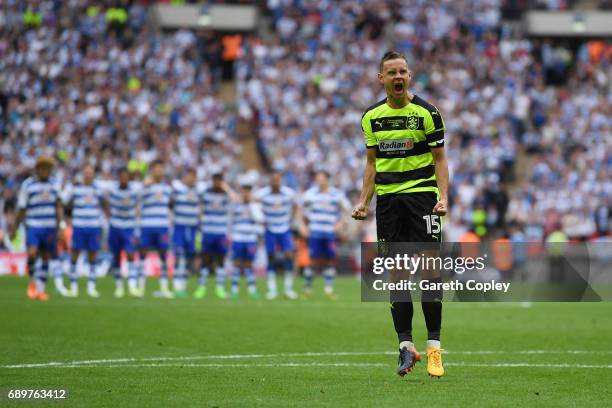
[423,214,441,236]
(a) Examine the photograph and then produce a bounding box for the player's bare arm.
[352,148,376,220]
[430,147,449,217]
[101,194,111,219]
[221,180,239,202]
[334,214,348,240]
[9,208,25,240]
[297,200,309,238]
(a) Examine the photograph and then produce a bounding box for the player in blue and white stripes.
[106,167,141,298]
[171,168,200,298]
[63,164,105,298]
[194,172,232,299]
[10,156,65,300]
[300,170,350,299]
[139,160,174,298]
[230,180,264,299]
[255,170,299,300]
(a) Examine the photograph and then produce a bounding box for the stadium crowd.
[0,0,610,248]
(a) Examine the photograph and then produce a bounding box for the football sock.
[421,301,442,341]
[246,267,256,294]
[53,259,66,291]
[127,261,138,291]
[159,256,168,291]
[199,266,210,287]
[266,268,277,294]
[138,257,146,290]
[112,256,122,288]
[421,277,443,341]
[69,261,78,289]
[231,267,240,294]
[323,266,336,292]
[173,254,187,292]
[284,270,294,293]
[283,258,294,292]
[36,260,48,292]
[399,340,414,351]
[27,257,35,278]
[391,301,414,342]
[427,339,441,349]
[215,265,226,289]
[87,261,97,290]
[115,276,124,291]
[303,267,314,289]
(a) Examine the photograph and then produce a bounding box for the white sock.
[303,267,314,290]
[216,266,225,288]
[267,270,277,294]
[323,266,335,292]
[427,340,441,349]
[35,278,45,293]
[160,277,169,292]
[138,259,146,291]
[399,341,414,351]
[284,271,294,293]
[115,278,124,290]
[127,261,137,291]
[88,262,97,290]
[174,256,187,291]
[87,280,96,293]
[54,261,66,291]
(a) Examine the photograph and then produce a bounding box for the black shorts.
[376,192,441,243]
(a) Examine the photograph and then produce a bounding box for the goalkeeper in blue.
[255,169,299,300]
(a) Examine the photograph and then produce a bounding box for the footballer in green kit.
[352,51,450,378]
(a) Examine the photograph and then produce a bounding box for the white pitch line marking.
[6,362,611,370]
[447,362,612,369]
[2,350,611,369]
[52,363,389,369]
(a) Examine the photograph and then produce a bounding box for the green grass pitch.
[1,276,611,407]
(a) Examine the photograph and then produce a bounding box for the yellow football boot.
[426,347,444,378]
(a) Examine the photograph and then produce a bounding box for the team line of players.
[11,157,352,301]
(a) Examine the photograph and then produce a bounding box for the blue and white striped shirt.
[301,186,349,239]
[108,183,139,229]
[140,182,172,228]
[64,183,104,229]
[201,189,231,236]
[231,201,264,243]
[255,185,296,234]
[17,177,60,229]
[172,181,200,227]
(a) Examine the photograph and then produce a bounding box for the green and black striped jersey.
[361,95,445,196]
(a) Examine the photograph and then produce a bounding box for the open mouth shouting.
[392,81,404,95]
